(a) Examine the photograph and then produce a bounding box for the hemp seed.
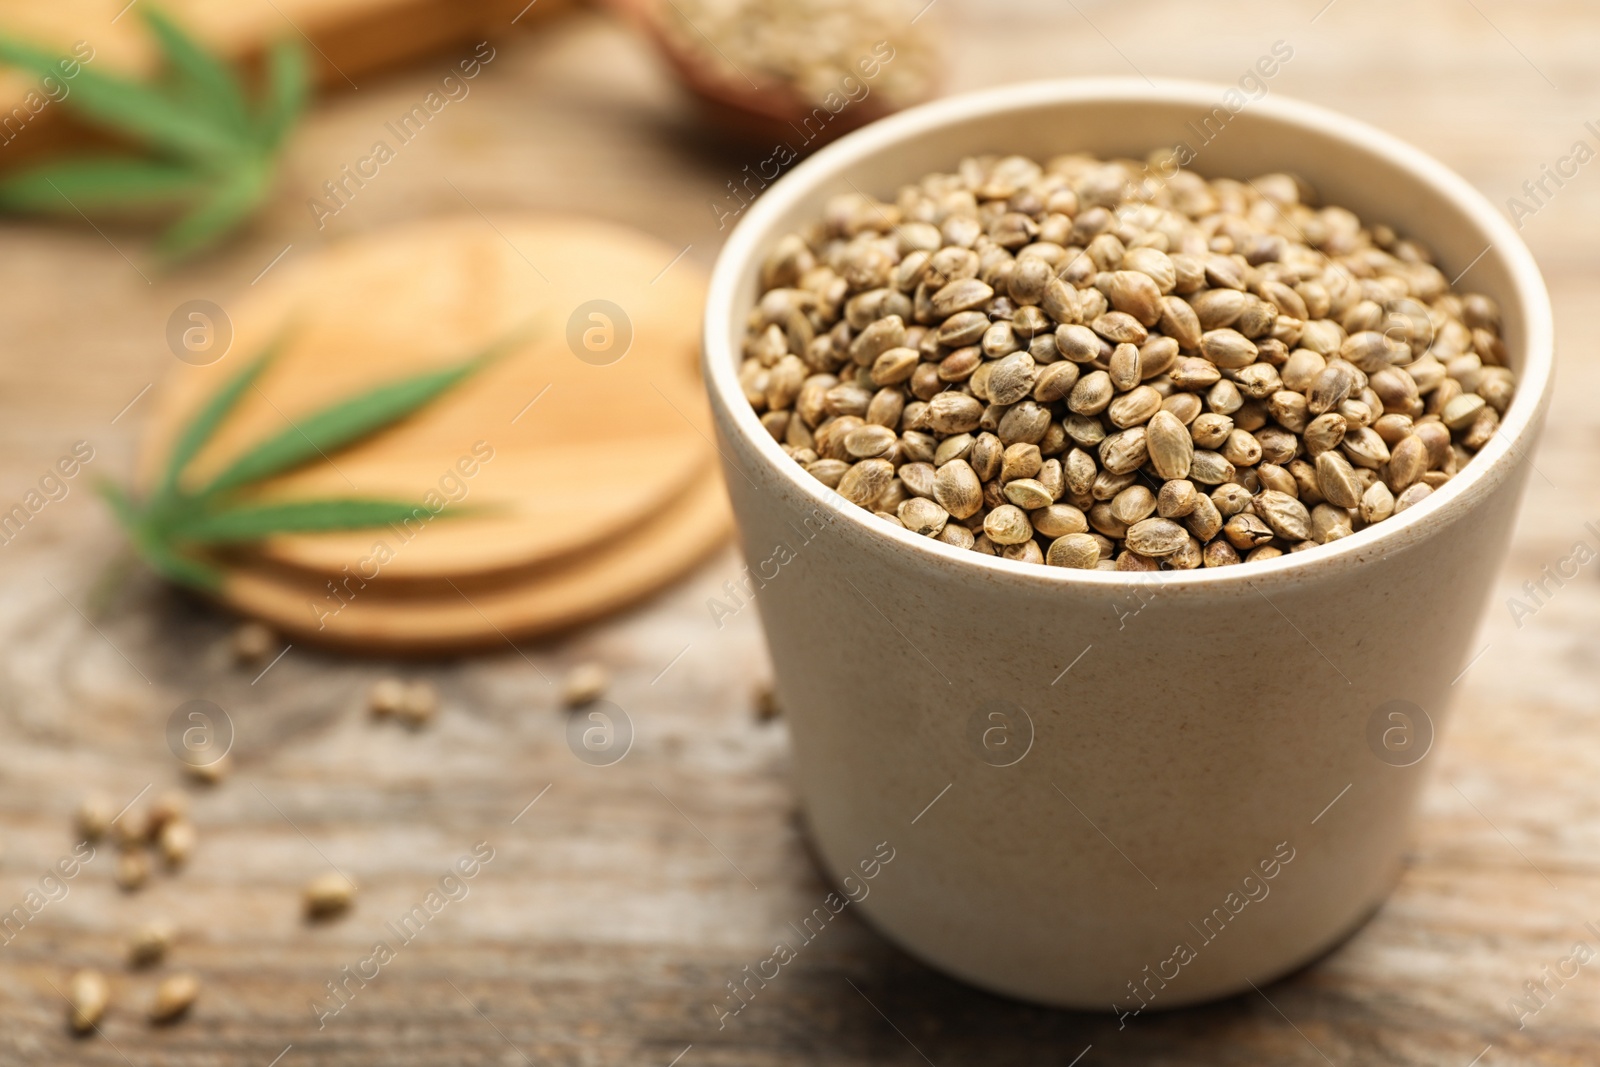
[229,621,274,665]
[68,969,109,1032]
[149,973,199,1024]
[562,663,609,708]
[111,809,151,849]
[115,850,150,892]
[396,681,438,728]
[185,753,230,785]
[744,153,1517,570]
[148,791,188,834]
[1046,533,1101,569]
[304,872,357,919]
[158,819,196,869]
[127,920,176,968]
[75,793,115,842]
[368,678,406,717]
[754,684,780,722]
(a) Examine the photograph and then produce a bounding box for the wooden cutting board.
[0,0,572,169]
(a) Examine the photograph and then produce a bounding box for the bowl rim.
[702,77,1555,592]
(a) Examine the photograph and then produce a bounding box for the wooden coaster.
[221,468,731,653]
[139,213,716,581]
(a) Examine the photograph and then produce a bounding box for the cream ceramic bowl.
[702,79,1553,1009]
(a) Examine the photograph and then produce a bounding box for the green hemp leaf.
[101,328,516,590]
[0,8,308,261]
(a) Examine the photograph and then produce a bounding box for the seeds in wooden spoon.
[660,0,938,116]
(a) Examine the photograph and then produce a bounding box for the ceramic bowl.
[701,78,1553,1009]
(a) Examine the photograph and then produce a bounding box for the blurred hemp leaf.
[100,330,511,591]
[0,8,308,261]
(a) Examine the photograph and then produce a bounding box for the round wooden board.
[218,470,732,654]
[139,213,715,581]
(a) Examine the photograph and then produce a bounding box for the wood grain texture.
[2,3,1599,1064]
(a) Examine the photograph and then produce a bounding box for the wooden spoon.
[601,0,939,147]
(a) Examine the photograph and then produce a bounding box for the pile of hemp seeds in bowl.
[739,152,1516,570]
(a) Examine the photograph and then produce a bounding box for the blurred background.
[0,1,1595,1063]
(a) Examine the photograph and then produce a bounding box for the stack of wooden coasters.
[139,215,730,653]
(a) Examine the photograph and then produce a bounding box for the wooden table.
[2,2,1598,1063]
